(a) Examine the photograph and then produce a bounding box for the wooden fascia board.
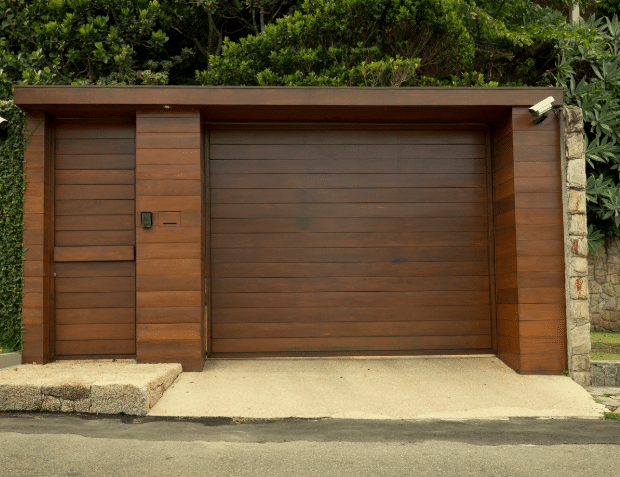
[14,86,564,108]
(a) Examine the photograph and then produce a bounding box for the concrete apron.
[149,356,606,420]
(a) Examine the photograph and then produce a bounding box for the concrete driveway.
[149,356,605,419]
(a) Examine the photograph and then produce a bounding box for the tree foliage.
[197,0,547,87]
[0,0,302,98]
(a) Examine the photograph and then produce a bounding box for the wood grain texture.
[53,118,137,359]
[209,127,492,356]
[135,111,204,370]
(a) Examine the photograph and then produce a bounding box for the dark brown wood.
[55,215,134,231]
[210,129,485,145]
[56,308,135,325]
[53,246,134,262]
[212,217,488,234]
[213,276,490,293]
[54,261,135,277]
[56,324,135,340]
[55,231,135,246]
[52,118,137,359]
[212,335,492,353]
[213,305,491,323]
[212,261,489,278]
[55,340,135,355]
[211,144,486,160]
[212,187,486,204]
[213,246,489,263]
[212,173,485,189]
[211,203,488,219]
[213,320,491,339]
[212,231,488,249]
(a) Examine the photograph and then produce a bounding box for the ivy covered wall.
[0,101,28,352]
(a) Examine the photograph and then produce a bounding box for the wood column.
[135,110,205,371]
[493,108,566,374]
[512,108,566,374]
[22,113,53,363]
[493,112,520,372]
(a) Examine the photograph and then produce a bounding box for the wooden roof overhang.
[14,86,563,124]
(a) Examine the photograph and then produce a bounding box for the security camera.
[528,96,556,124]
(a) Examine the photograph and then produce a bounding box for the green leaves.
[197,0,488,86]
[0,101,26,352]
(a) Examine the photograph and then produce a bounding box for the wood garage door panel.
[54,119,136,358]
[209,128,492,356]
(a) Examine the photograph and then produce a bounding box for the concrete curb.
[0,361,182,416]
[0,352,21,370]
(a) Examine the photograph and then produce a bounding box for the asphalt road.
[1,413,619,477]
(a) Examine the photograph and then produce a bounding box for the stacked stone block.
[588,238,620,332]
[560,106,591,385]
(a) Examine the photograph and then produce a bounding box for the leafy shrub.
[554,15,620,252]
[197,0,501,87]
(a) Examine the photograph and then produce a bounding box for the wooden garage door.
[209,127,492,356]
[53,119,136,358]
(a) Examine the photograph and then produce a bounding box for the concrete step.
[0,360,181,416]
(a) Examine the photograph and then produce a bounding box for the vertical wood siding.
[135,111,205,371]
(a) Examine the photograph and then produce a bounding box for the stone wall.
[560,106,592,386]
[588,238,620,332]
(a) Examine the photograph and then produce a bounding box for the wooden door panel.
[54,119,136,358]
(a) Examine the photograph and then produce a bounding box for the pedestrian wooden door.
[53,119,136,358]
[209,127,493,356]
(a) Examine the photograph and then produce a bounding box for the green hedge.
[0,101,28,352]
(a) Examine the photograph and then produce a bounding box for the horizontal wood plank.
[213,276,489,293]
[211,159,486,174]
[54,261,135,277]
[212,187,486,204]
[56,292,135,308]
[56,138,135,155]
[212,173,485,189]
[212,203,488,218]
[213,246,489,263]
[54,246,134,262]
[55,230,135,247]
[55,340,135,356]
[212,305,491,323]
[56,323,135,341]
[55,215,134,231]
[55,185,134,200]
[56,277,135,293]
[211,231,487,249]
[55,155,136,171]
[212,335,492,353]
[212,261,489,278]
[56,199,134,216]
[210,129,486,145]
[213,320,491,339]
[212,217,488,233]
[213,291,490,308]
[56,308,135,325]
[211,144,486,160]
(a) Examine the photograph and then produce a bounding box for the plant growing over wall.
[553,15,620,252]
[0,101,28,352]
[196,0,524,87]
